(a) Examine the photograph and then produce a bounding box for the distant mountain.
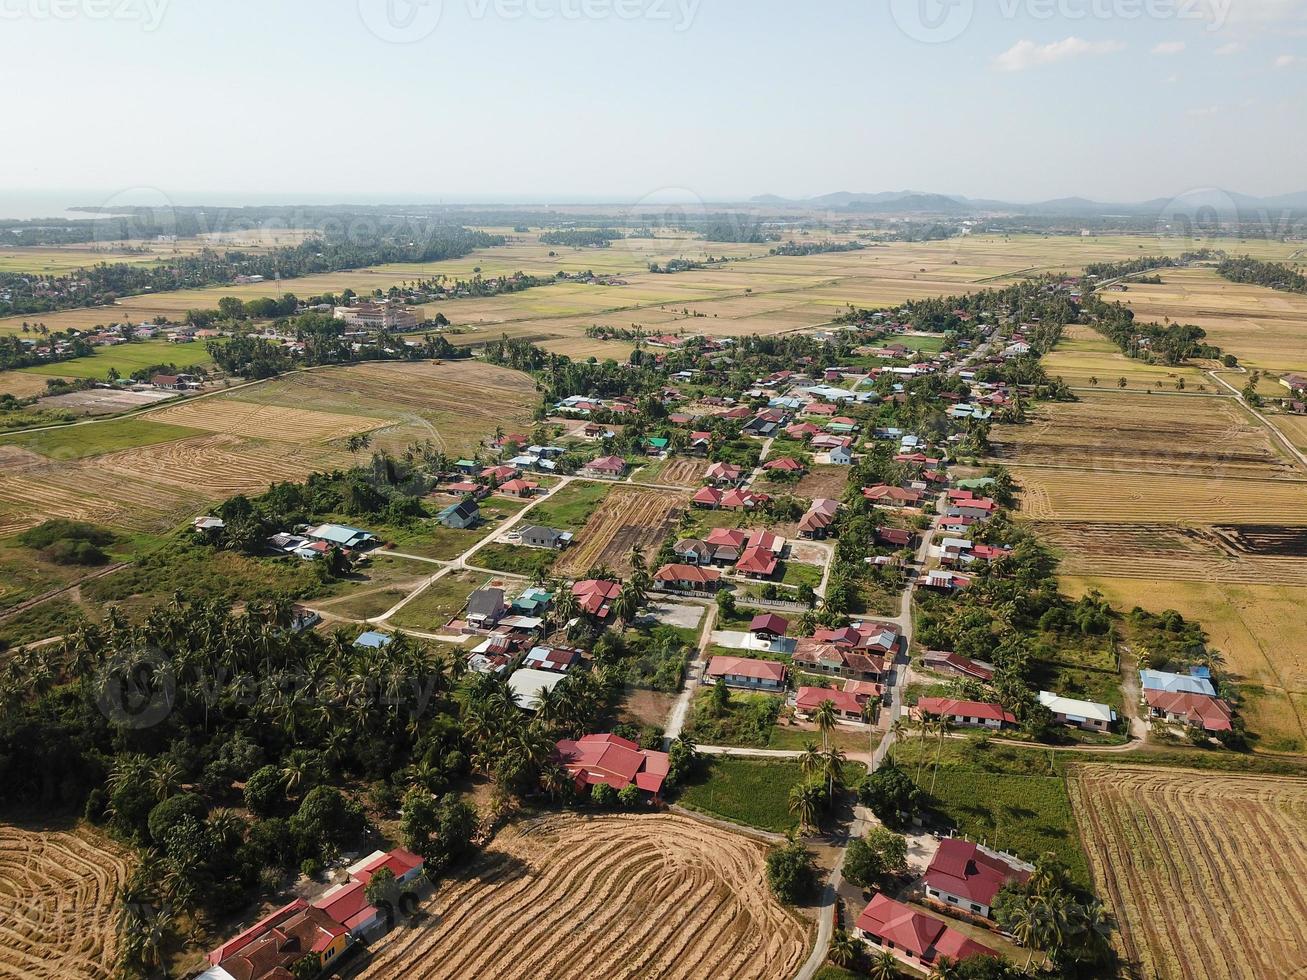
[746,188,1307,218]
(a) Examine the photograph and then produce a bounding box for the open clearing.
[1063,575,1307,753]
[1071,765,1307,980]
[150,399,386,443]
[358,812,808,980]
[649,457,705,488]
[0,824,130,980]
[0,371,59,399]
[554,485,685,577]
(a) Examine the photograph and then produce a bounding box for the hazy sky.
[2,0,1305,209]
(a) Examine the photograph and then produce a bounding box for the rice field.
[1042,325,1208,389]
[1071,765,1307,980]
[554,486,686,577]
[14,340,214,379]
[149,399,386,443]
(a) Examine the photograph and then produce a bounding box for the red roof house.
[1144,690,1233,732]
[763,456,806,473]
[706,655,788,689]
[573,579,621,619]
[748,613,789,637]
[692,486,724,508]
[795,686,868,720]
[582,455,628,478]
[736,546,779,579]
[915,698,1016,729]
[555,733,670,797]
[855,894,997,969]
[654,564,722,590]
[923,838,1031,918]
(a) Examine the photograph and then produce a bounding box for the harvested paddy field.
[0,371,59,399]
[554,486,686,577]
[1111,267,1307,376]
[150,399,386,443]
[1043,325,1208,389]
[358,812,808,980]
[1272,413,1307,452]
[0,823,131,980]
[1063,575,1307,752]
[1071,765,1307,980]
[992,390,1297,480]
[226,360,537,456]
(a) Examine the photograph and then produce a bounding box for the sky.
[1,0,1305,212]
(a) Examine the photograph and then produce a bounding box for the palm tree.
[929,718,952,796]
[928,957,963,980]
[798,741,823,782]
[612,581,641,627]
[1009,901,1042,970]
[150,759,183,802]
[788,781,823,834]
[869,949,899,980]
[814,699,837,751]
[888,718,906,760]
[829,929,860,967]
[822,746,846,798]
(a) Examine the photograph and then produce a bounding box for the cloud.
[1214,42,1245,54]
[994,37,1126,72]
[1165,73,1181,84]
[1273,53,1299,67]
[1152,41,1187,55]
[1187,105,1221,117]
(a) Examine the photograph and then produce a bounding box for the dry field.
[0,823,130,980]
[1017,469,1307,524]
[1064,575,1307,752]
[793,465,851,501]
[1272,413,1307,452]
[1071,765,1307,980]
[1111,267,1307,376]
[652,457,706,488]
[358,812,809,980]
[150,399,387,443]
[0,371,59,399]
[226,361,538,456]
[993,391,1298,480]
[554,486,686,577]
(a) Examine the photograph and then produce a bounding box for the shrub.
[765,839,816,904]
[148,793,208,845]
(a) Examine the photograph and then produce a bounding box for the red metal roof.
[748,613,789,635]
[917,698,1016,725]
[923,838,1029,908]
[795,686,865,715]
[737,547,778,576]
[353,848,424,885]
[556,734,669,795]
[707,656,787,683]
[856,894,997,964]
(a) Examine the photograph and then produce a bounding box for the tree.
[764,838,816,904]
[788,780,824,833]
[709,677,731,716]
[858,759,922,829]
[829,928,864,967]
[869,949,900,980]
[814,699,837,751]
[365,865,402,921]
[844,826,910,888]
[148,794,207,846]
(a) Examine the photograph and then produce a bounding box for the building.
[581,455,628,479]
[555,733,670,799]
[524,645,582,673]
[203,900,350,980]
[792,640,885,681]
[333,301,421,329]
[748,613,788,640]
[923,839,1032,919]
[1144,690,1233,732]
[705,655,787,690]
[863,485,924,508]
[692,486,724,509]
[498,478,539,498]
[798,498,840,539]
[518,525,572,550]
[705,461,744,485]
[573,579,620,619]
[854,894,997,970]
[1280,373,1307,393]
[305,523,377,549]
[508,667,567,708]
[763,456,806,474]
[466,587,506,628]
[795,686,868,721]
[653,563,722,591]
[828,445,853,465]
[1038,691,1117,732]
[437,499,480,529]
[922,651,994,683]
[311,881,382,941]
[1139,669,1216,698]
[354,631,392,650]
[915,697,1016,730]
[735,546,778,579]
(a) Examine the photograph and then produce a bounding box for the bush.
[17,519,116,566]
[148,793,208,846]
[765,839,816,904]
[843,827,908,889]
[591,783,618,807]
[243,765,284,818]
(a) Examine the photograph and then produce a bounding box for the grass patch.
[387,571,486,632]
[0,417,201,459]
[780,562,822,589]
[0,597,86,649]
[676,756,805,834]
[525,480,612,533]
[684,688,783,748]
[471,542,557,577]
[17,340,214,379]
[767,725,879,754]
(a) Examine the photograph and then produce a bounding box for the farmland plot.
[1071,766,1307,980]
[650,457,706,488]
[358,813,809,980]
[554,486,685,577]
[149,399,386,443]
[0,824,130,980]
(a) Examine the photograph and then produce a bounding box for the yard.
[386,570,488,632]
[675,756,807,834]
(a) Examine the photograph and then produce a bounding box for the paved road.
[1206,367,1307,473]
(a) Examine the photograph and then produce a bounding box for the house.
[354,631,392,650]
[688,431,713,454]
[863,485,924,508]
[517,524,572,550]
[749,613,788,640]
[876,527,914,549]
[828,445,853,465]
[1279,373,1307,393]
[855,894,997,970]
[151,373,198,390]
[922,570,971,591]
[347,847,425,887]
[582,455,628,479]
[555,734,670,799]
[736,546,779,579]
[814,622,901,657]
[763,456,806,474]
[204,900,351,980]
[923,839,1031,919]
[705,461,745,486]
[692,486,724,509]
[508,667,567,709]
[305,523,377,549]
[524,645,583,673]
[573,579,620,619]
[706,655,788,691]
[481,464,518,482]
[498,478,539,498]
[1144,690,1233,732]
[704,527,749,563]
[915,697,1016,730]
[798,498,840,540]
[654,563,722,591]
[1038,691,1117,732]
[844,679,884,702]
[792,640,885,681]
[1139,669,1216,698]
[674,538,714,565]
[311,881,381,941]
[922,651,994,683]
[795,686,868,721]
[950,498,998,521]
[437,499,480,529]
[466,587,507,628]
[746,527,786,556]
[720,488,768,510]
